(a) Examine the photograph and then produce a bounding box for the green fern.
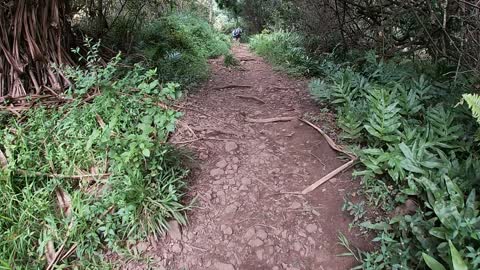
[330,69,360,104]
[396,83,424,116]
[338,102,367,141]
[364,88,402,143]
[309,79,331,101]
[412,75,433,101]
[427,105,462,146]
[463,94,480,124]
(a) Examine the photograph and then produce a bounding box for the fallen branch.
[299,118,356,159]
[171,136,241,144]
[178,120,198,139]
[245,116,296,123]
[235,95,266,104]
[299,118,358,194]
[214,85,253,90]
[192,126,239,137]
[301,158,358,194]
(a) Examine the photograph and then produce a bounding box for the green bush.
[310,52,480,269]
[249,30,320,76]
[139,13,230,86]
[0,44,188,269]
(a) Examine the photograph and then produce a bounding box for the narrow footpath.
[135,45,369,270]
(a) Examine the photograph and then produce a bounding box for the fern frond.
[330,69,361,104]
[364,88,402,143]
[426,105,462,145]
[463,94,480,124]
[309,79,331,101]
[396,83,424,116]
[338,102,367,141]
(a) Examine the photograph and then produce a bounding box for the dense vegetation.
[138,13,230,86]
[249,21,480,270]
[1,46,188,269]
[0,1,230,268]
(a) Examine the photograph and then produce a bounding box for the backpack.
[232,28,240,37]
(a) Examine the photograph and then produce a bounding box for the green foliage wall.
[138,12,230,86]
[249,30,320,76]
[308,49,480,269]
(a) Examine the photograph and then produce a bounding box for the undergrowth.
[138,12,230,87]
[310,51,480,269]
[250,30,480,269]
[249,30,320,76]
[0,44,189,269]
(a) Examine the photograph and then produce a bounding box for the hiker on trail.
[232,27,242,42]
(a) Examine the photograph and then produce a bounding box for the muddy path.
[130,45,370,270]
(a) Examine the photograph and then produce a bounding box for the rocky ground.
[125,44,371,270]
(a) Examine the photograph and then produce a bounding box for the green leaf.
[429,227,447,239]
[399,142,414,160]
[444,176,464,208]
[422,253,447,270]
[449,241,468,270]
[142,148,151,157]
[465,189,476,219]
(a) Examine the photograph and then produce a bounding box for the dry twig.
[214,85,253,90]
[235,95,266,104]
[245,116,296,123]
[301,159,357,194]
[299,118,358,194]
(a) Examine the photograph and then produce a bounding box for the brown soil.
[126,45,370,270]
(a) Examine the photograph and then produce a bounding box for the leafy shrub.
[0,45,188,268]
[309,52,480,269]
[249,30,320,76]
[139,12,230,86]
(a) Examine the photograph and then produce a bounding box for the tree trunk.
[96,0,109,35]
[0,0,73,98]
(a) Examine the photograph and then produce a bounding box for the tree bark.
[0,0,73,98]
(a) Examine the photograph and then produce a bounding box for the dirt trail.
[134,45,369,270]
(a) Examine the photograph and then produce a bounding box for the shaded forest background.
[3,0,480,97]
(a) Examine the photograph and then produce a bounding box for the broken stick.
[299,117,358,194]
[235,95,266,104]
[245,116,296,123]
[214,85,253,90]
[301,158,357,194]
[299,118,356,159]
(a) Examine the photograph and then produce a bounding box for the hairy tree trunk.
[0,0,73,98]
